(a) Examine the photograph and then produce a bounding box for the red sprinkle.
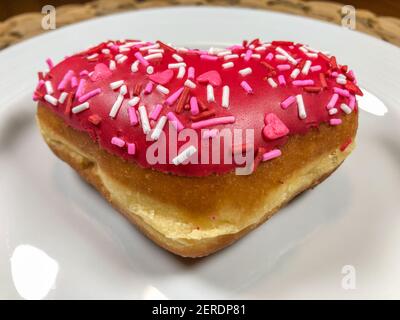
[340,138,353,152]
[88,114,102,126]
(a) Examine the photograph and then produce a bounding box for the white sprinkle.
[224,54,239,60]
[251,54,261,59]
[305,52,318,58]
[119,47,130,53]
[146,66,154,74]
[101,49,110,54]
[138,105,151,134]
[184,79,196,89]
[275,54,287,61]
[222,62,234,69]
[267,78,278,88]
[299,46,308,53]
[276,47,297,65]
[336,77,347,85]
[296,94,307,119]
[177,47,188,53]
[177,66,186,79]
[110,80,124,90]
[150,116,167,141]
[239,67,252,76]
[328,108,338,115]
[144,53,163,60]
[45,81,54,95]
[156,84,170,95]
[290,68,300,79]
[217,50,232,57]
[119,84,127,96]
[168,62,186,69]
[172,53,184,62]
[139,43,160,51]
[131,60,139,72]
[109,60,116,71]
[340,103,352,114]
[87,53,98,60]
[72,102,89,114]
[222,85,230,108]
[172,146,197,165]
[58,92,68,104]
[128,96,140,107]
[301,60,312,75]
[117,55,128,64]
[148,49,164,54]
[44,94,58,106]
[254,46,266,52]
[207,84,215,102]
[208,47,225,54]
[109,94,124,118]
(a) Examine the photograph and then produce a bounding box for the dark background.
[1,0,400,21]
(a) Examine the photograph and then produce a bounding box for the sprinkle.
[128,107,138,125]
[239,67,252,76]
[72,102,89,114]
[119,85,127,96]
[330,118,342,126]
[58,92,68,104]
[265,53,274,61]
[127,143,136,155]
[240,81,253,94]
[139,43,160,51]
[101,49,110,54]
[76,79,86,98]
[184,79,196,89]
[191,116,235,129]
[148,49,164,54]
[139,105,151,134]
[202,129,219,139]
[190,96,199,115]
[276,64,291,71]
[57,70,74,91]
[296,94,307,119]
[275,47,297,65]
[327,94,339,109]
[155,84,169,95]
[190,110,215,121]
[336,77,347,85]
[224,54,239,60]
[267,78,278,88]
[176,87,190,113]
[88,114,102,126]
[150,116,167,140]
[111,137,125,148]
[217,50,232,57]
[78,88,101,103]
[262,149,282,161]
[110,80,124,90]
[290,68,300,79]
[165,87,184,106]
[177,66,186,79]
[207,84,215,102]
[149,104,163,120]
[328,108,338,115]
[172,54,183,62]
[275,54,287,61]
[222,62,234,69]
[128,96,140,107]
[117,55,128,64]
[222,85,230,108]
[134,52,149,67]
[349,95,356,109]
[320,73,328,88]
[292,80,314,86]
[109,60,116,71]
[188,67,195,79]
[301,60,312,75]
[144,53,163,61]
[71,77,78,88]
[45,81,54,95]
[167,112,184,132]
[44,94,58,106]
[334,87,350,97]
[340,103,352,114]
[172,146,197,165]
[305,52,318,58]
[131,60,139,72]
[281,95,296,109]
[87,53,99,60]
[168,62,186,69]
[310,65,322,72]
[304,86,322,93]
[109,94,124,118]
[46,58,54,69]
[146,66,154,74]
[200,55,218,61]
[278,75,286,86]
[244,49,252,61]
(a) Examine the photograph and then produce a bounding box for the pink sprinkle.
[281,95,296,109]
[292,80,314,86]
[348,70,357,84]
[165,87,184,106]
[244,49,252,62]
[46,58,54,69]
[277,64,291,71]
[349,95,356,110]
[262,149,282,161]
[35,80,45,91]
[310,65,322,72]
[76,79,86,98]
[327,93,339,109]
[331,71,339,78]
[71,76,78,88]
[190,97,199,115]
[265,53,274,61]
[240,81,253,94]
[134,52,149,67]
[200,55,218,61]
[228,44,244,50]
[127,143,136,155]
[334,87,350,97]
[111,137,125,148]
[144,81,154,94]
[188,67,195,79]
[80,70,89,77]
[191,116,235,129]
[330,118,342,126]
[128,107,138,126]
[167,112,184,132]
[278,75,286,86]
[149,104,163,120]
[202,129,219,139]
[57,70,74,90]
[78,88,101,103]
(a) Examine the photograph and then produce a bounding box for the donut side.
[37,103,357,257]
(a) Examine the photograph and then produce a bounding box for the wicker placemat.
[1,0,399,49]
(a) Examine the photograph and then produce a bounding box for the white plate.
[1,7,400,300]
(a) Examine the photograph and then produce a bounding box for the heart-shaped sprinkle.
[90,63,112,81]
[263,113,289,140]
[149,69,174,85]
[196,70,222,87]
